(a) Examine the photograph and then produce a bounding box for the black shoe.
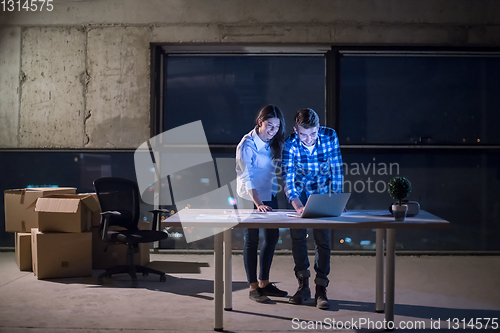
[289,277,310,305]
[260,283,288,297]
[249,288,271,303]
[315,285,330,310]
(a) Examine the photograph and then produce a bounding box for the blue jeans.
[290,192,331,287]
[243,196,279,284]
[290,228,330,287]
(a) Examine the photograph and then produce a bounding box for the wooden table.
[162,209,450,331]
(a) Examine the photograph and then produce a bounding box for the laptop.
[287,193,351,218]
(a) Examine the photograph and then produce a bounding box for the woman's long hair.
[256,105,285,160]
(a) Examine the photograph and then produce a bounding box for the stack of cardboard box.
[6,187,78,276]
[32,193,99,279]
[5,187,151,279]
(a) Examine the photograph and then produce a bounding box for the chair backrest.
[93,177,140,231]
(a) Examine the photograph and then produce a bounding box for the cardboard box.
[15,233,32,271]
[4,187,76,232]
[91,221,151,269]
[31,228,92,279]
[88,193,102,227]
[35,194,101,233]
[76,193,102,227]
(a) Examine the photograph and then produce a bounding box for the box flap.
[80,195,101,212]
[22,187,77,208]
[26,187,76,192]
[39,193,101,212]
[41,194,83,199]
[35,197,80,214]
[4,189,26,195]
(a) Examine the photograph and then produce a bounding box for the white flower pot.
[391,204,408,221]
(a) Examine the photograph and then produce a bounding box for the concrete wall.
[1,0,499,148]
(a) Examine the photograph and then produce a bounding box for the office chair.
[94,177,169,287]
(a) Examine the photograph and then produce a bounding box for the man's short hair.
[295,108,320,129]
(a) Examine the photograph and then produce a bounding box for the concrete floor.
[0,252,499,333]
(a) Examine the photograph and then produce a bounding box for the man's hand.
[295,206,305,214]
[291,197,305,214]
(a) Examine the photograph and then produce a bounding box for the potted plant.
[388,176,412,221]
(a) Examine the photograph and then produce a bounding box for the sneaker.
[249,288,271,303]
[315,285,330,310]
[260,283,288,297]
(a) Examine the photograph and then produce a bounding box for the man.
[282,108,343,310]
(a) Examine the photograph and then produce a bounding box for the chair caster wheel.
[160,275,166,282]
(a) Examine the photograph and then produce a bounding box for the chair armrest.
[149,209,171,231]
[100,211,121,241]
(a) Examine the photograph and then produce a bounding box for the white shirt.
[305,142,316,154]
[236,128,277,202]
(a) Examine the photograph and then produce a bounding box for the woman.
[236,104,288,303]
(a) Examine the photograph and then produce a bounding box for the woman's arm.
[248,189,272,212]
[236,144,255,198]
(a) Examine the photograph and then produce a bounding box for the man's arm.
[282,141,304,213]
[290,197,305,213]
[329,130,344,193]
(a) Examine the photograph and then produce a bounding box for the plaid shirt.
[282,127,344,201]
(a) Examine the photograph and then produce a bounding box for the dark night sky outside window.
[339,54,500,145]
[163,56,325,144]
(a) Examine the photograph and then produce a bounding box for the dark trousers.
[243,196,280,284]
[290,192,331,287]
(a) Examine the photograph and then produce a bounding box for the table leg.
[375,228,385,313]
[214,232,224,331]
[385,228,396,328]
[223,228,232,311]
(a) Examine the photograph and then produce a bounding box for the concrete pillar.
[85,27,151,148]
[19,27,86,147]
[0,27,21,147]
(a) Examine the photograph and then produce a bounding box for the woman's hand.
[257,204,273,212]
